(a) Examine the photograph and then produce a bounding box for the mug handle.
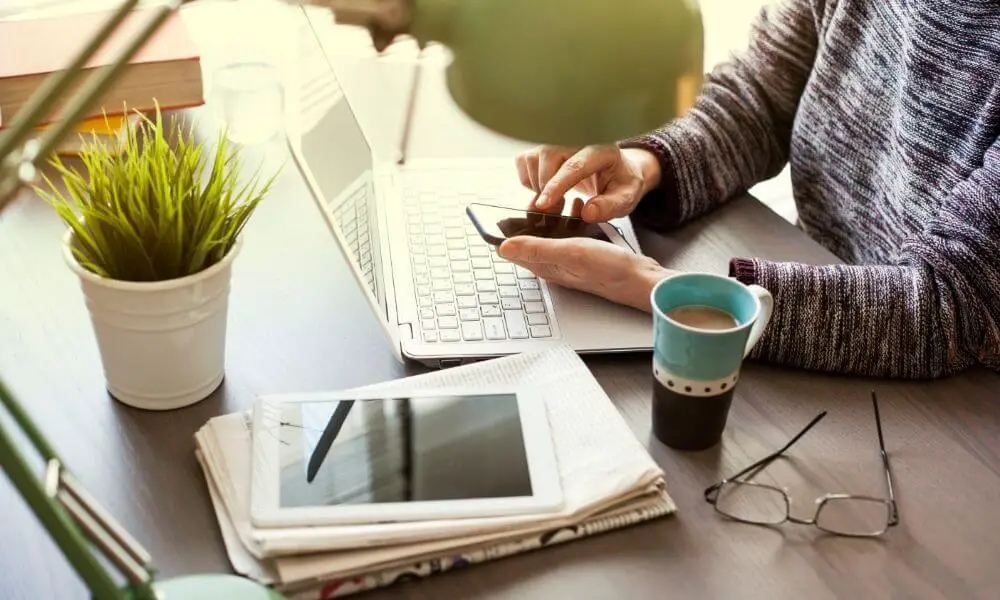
[743,285,774,358]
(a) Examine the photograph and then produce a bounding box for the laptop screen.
[291,9,384,309]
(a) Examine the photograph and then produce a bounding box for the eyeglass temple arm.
[871,390,899,525]
[704,411,828,503]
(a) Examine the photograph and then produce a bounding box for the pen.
[306,400,356,483]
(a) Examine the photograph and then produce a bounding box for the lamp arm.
[35,1,184,160]
[0,381,122,599]
[0,378,159,599]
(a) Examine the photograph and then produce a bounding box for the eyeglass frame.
[703,390,900,537]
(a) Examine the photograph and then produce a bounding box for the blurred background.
[0,0,795,222]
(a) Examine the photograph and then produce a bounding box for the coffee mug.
[649,272,774,450]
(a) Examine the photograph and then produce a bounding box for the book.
[194,345,677,598]
[37,113,136,156]
[0,8,203,128]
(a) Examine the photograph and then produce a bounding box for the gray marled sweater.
[621,0,1000,379]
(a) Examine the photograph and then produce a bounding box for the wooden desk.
[3,34,1000,600]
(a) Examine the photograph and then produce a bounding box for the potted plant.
[34,107,278,410]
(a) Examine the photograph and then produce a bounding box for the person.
[496,0,1000,380]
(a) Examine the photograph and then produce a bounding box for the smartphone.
[465,203,634,250]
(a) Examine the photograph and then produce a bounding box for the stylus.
[306,400,356,483]
[396,47,423,166]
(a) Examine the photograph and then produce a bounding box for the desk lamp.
[322,0,705,147]
[0,1,704,598]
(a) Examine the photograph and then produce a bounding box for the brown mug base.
[652,377,734,451]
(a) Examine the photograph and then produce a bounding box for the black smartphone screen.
[466,203,612,245]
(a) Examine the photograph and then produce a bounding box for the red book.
[0,8,204,128]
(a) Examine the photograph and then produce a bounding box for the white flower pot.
[63,230,242,411]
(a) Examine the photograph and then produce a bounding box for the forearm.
[621,0,818,230]
[730,151,1000,378]
[732,261,958,378]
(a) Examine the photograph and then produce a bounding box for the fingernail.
[535,193,548,209]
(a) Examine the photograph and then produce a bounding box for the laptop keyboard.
[332,183,377,297]
[330,169,559,344]
[401,182,556,344]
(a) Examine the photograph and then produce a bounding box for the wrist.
[629,256,673,312]
[729,257,759,286]
[621,148,662,197]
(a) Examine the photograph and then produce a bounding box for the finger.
[537,146,617,211]
[569,197,584,219]
[502,255,585,291]
[498,236,559,265]
[534,147,574,213]
[497,253,573,286]
[498,235,580,268]
[527,192,541,211]
[529,192,565,213]
[536,147,573,205]
[524,153,540,191]
[503,260,555,282]
[515,154,532,190]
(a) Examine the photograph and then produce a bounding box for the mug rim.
[650,271,762,336]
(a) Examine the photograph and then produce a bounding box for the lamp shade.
[409,0,705,146]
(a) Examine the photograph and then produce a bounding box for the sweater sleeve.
[619,0,821,229]
[730,140,1000,379]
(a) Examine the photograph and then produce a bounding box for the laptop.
[286,10,652,368]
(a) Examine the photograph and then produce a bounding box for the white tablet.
[249,387,564,528]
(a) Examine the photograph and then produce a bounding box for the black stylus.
[306,400,355,483]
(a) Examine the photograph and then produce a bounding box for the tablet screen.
[274,392,534,508]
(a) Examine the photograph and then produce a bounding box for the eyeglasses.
[704,390,899,537]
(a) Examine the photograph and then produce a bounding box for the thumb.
[582,187,639,222]
[498,236,564,264]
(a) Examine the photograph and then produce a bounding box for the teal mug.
[649,273,774,450]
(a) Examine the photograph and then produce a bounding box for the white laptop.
[286,11,652,368]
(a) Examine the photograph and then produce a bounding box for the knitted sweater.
[621,0,1000,379]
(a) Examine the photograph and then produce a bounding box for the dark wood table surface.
[3,52,1000,600]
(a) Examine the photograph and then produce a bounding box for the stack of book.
[34,113,137,156]
[0,6,203,153]
[195,345,677,599]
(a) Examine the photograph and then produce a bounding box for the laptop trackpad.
[548,285,652,353]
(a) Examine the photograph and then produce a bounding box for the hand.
[497,235,674,313]
[514,145,661,223]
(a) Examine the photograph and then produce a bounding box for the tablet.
[249,387,564,528]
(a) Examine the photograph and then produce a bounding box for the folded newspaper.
[194,345,676,599]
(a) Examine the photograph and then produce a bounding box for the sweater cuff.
[618,135,683,232]
[728,257,760,285]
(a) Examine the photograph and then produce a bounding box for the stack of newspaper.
[194,345,677,599]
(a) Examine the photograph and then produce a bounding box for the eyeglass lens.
[714,481,788,525]
[815,496,892,536]
[716,481,891,536]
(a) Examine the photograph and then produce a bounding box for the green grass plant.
[35,105,278,282]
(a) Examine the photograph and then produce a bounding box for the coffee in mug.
[665,305,738,331]
[650,273,774,450]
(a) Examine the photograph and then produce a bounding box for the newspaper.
[194,345,676,592]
